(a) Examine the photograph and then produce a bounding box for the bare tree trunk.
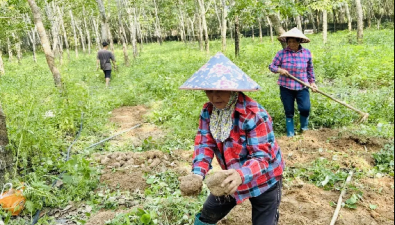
[258,17,263,43]
[268,14,286,36]
[345,3,352,31]
[58,35,63,65]
[83,7,92,54]
[45,1,59,54]
[92,17,101,50]
[178,0,187,43]
[296,15,303,30]
[252,25,255,41]
[235,16,240,57]
[309,11,317,33]
[0,51,5,75]
[27,0,63,89]
[267,16,274,43]
[220,0,227,51]
[0,104,11,186]
[76,21,86,53]
[197,0,209,53]
[7,38,12,62]
[116,0,130,66]
[57,7,70,59]
[333,8,338,32]
[153,0,163,45]
[96,0,109,42]
[13,34,22,64]
[355,0,363,43]
[197,11,204,51]
[323,10,328,44]
[107,22,114,52]
[316,10,321,32]
[126,4,138,58]
[70,10,79,58]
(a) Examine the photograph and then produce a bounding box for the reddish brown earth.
[88,106,394,225]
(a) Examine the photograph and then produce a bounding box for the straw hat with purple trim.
[179,52,261,92]
[278,27,311,43]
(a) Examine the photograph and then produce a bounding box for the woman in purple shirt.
[269,28,318,137]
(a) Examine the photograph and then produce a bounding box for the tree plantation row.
[1,0,394,79]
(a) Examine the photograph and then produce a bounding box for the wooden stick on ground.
[330,170,354,225]
[286,74,369,123]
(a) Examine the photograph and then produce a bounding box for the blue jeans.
[280,86,311,118]
[199,179,282,225]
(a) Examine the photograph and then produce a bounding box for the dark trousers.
[280,86,311,118]
[103,70,112,79]
[199,179,282,225]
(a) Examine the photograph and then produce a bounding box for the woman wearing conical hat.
[180,53,285,225]
[269,27,318,137]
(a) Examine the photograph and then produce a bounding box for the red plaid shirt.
[192,93,285,204]
[269,46,316,90]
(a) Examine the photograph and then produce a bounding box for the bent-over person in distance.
[97,41,117,88]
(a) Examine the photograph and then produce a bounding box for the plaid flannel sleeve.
[236,110,275,185]
[192,109,216,178]
[269,51,283,73]
[307,50,316,83]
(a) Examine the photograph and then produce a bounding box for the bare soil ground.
[88,106,394,225]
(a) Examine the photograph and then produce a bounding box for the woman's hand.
[278,68,291,77]
[310,83,318,92]
[221,169,242,195]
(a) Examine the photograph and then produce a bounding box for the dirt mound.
[96,150,178,193]
[206,171,230,196]
[85,211,116,225]
[109,106,165,147]
[277,128,386,170]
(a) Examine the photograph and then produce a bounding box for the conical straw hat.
[179,52,261,92]
[278,27,311,43]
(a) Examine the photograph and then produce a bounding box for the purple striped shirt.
[269,46,316,90]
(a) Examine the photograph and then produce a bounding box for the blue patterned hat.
[179,52,261,92]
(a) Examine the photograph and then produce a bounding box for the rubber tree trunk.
[7,38,12,62]
[268,14,286,48]
[116,0,130,66]
[197,11,204,51]
[309,11,317,33]
[198,0,209,53]
[234,16,240,57]
[323,10,328,44]
[76,21,86,53]
[258,17,263,43]
[178,0,187,43]
[92,17,101,50]
[70,10,79,58]
[153,0,163,45]
[13,34,22,64]
[296,15,302,30]
[345,2,352,31]
[28,28,37,63]
[0,51,5,75]
[221,0,227,51]
[58,6,70,59]
[83,7,92,54]
[28,0,63,89]
[355,0,364,43]
[0,104,11,186]
[96,0,108,42]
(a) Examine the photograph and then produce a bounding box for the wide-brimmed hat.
[278,27,310,43]
[179,53,261,92]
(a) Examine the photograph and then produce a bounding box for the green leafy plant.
[373,144,395,176]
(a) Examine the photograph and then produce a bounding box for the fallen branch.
[330,170,354,225]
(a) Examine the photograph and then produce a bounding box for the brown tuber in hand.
[179,174,203,196]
